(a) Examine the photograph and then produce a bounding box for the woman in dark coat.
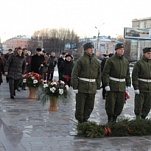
[60,54,74,86]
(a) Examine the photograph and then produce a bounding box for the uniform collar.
[142,56,151,62]
[84,52,94,58]
[115,53,124,59]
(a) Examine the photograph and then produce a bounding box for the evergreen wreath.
[77,118,151,138]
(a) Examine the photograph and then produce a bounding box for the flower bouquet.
[23,72,42,87]
[23,72,42,99]
[37,80,70,111]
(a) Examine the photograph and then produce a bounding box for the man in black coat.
[30,48,45,75]
[101,54,108,99]
[4,47,26,99]
[47,51,57,81]
[57,52,66,80]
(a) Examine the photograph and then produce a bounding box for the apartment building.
[130,17,151,60]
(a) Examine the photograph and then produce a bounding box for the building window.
[140,22,145,28]
[146,20,151,28]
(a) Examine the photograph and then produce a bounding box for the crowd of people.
[0,42,151,124]
[0,47,74,99]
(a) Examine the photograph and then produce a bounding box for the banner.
[124,27,151,40]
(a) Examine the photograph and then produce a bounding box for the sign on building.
[124,27,151,40]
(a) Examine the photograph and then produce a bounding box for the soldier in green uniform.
[102,43,131,123]
[71,42,101,123]
[132,47,151,119]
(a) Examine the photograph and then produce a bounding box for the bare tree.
[32,28,79,56]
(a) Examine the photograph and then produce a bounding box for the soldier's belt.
[138,78,151,82]
[109,77,125,82]
[78,77,96,82]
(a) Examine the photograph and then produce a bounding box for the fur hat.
[65,54,73,59]
[83,42,94,50]
[36,48,42,52]
[143,47,151,53]
[115,43,124,50]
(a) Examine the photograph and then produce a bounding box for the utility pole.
[95,23,105,54]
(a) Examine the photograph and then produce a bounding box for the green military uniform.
[102,52,131,122]
[132,48,151,119]
[71,50,101,123]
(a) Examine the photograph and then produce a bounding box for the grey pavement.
[0,72,151,151]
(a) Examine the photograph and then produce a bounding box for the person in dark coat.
[47,51,57,81]
[71,42,101,123]
[3,49,14,83]
[30,48,45,75]
[57,52,66,80]
[4,47,26,99]
[41,50,49,80]
[101,54,108,99]
[132,47,151,119]
[60,54,74,86]
[102,43,131,123]
[0,53,4,85]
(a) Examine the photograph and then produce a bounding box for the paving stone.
[1,73,151,150]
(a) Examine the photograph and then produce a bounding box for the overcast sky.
[0,0,151,42]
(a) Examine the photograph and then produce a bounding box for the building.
[2,35,38,54]
[130,17,151,60]
[79,36,120,57]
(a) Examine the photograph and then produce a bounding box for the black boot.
[112,115,117,122]
[141,115,146,119]
[108,115,113,123]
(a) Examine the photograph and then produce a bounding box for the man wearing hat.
[132,47,151,119]
[30,48,45,74]
[71,42,101,123]
[102,43,131,123]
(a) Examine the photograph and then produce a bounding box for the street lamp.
[95,23,105,51]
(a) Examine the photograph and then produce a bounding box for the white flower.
[60,80,65,84]
[65,85,69,90]
[50,87,56,93]
[51,82,57,85]
[31,76,35,79]
[23,79,26,83]
[59,89,64,95]
[33,79,38,84]
[43,83,48,88]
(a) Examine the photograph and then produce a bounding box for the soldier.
[71,42,101,123]
[132,47,151,119]
[102,43,131,123]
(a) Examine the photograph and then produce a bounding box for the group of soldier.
[0,42,151,124]
[71,42,151,124]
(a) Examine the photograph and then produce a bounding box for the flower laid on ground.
[23,72,42,87]
[37,80,70,105]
